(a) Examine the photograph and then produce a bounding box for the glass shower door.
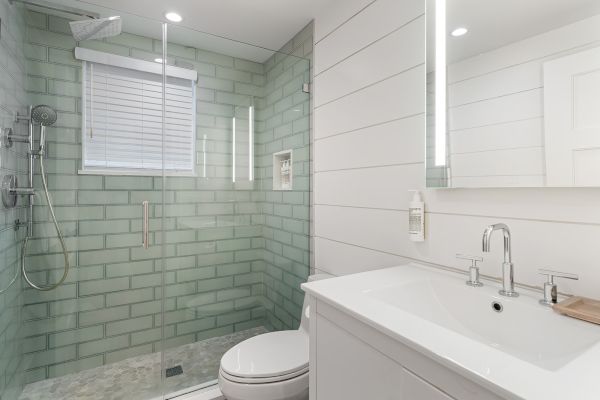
[158,22,312,397]
[16,4,168,400]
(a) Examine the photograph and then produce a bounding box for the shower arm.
[8,0,99,19]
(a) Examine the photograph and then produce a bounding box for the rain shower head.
[31,105,57,127]
[69,16,122,41]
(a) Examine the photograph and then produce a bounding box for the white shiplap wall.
[313,0,600,298]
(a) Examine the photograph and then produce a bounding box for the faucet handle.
[456,254,483,287]
[538,269,579,306]
[456,254,483,264]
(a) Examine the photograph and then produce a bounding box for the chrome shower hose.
[21,152,69,291]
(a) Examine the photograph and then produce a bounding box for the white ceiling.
[427,0,600,65]
[44,0,334,62]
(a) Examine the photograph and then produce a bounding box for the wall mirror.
[426,0,600,188]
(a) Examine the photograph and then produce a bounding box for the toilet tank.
[299,273,333,333]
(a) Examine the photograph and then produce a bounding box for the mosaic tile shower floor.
[19,327,268,400]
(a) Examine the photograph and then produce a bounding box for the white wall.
[313,0,600,298]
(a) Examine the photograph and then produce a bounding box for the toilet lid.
[220,330,308,379]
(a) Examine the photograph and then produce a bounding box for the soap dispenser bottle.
[408,190,425,242]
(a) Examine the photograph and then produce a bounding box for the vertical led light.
[248,106,254,181]
[202,134,207,178]
[232,117,236,183]
[435,0,447,167]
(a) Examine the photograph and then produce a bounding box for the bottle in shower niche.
[408,190,425,242]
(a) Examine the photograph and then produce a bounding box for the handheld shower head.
[31,105,57,155]
[31,105,57,127]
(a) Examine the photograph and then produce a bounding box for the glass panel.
[159,22,312,395]
[11,3,166,400]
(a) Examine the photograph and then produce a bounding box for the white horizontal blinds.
[83,61,195,173]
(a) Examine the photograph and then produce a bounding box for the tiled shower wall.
[21,10,311,384]
[258,23,312,330]
[0,1,28,399]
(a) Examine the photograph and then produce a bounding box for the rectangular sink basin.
[366,277,600,371]
[302,262,600,400]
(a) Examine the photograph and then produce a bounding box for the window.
[76,48,197,176]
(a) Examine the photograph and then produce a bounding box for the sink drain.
[491,301,503,313]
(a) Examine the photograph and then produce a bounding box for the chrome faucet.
[482,223,519,297]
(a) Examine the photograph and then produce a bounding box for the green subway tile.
[217,287,252,302]
[79,305,129,326]
[131,273,161,289]
[25,345,76,369]
[25,43,47,61]
[24,284,76,305]
[176,317,215,336]
[196,252,234,267]
[47,80,81,97]
[79,277,129,295]
[195,326,233,341]
[177,292,215,310]
[26,76,47,92]
[28,28,75,49]
[79,220,129,235]
[217,310,251,327]
[131,300,161,317]
[48,48,79,66]
[176,241,216,257]
[163,256,196,271]
[176,266,215,282]
[49,326,103,348]
[27,10,47,28]
[105,205,141,220]
[106,288,154,307]
[106,260,154,277]
[23,314,76,336]
[197,227,234,241]
[164,282,196,298]
[49,295,104,316]
[105,176,154,190]
[107,33,153,51]
[78,248,129,266]
[23,304,48,320]
[197,276,233,293]
[234,272,263,286]
[106,316,153,336]
[28,60,77,82]
[217,262,251,277]
[48,15,71,34]
[48,355,103,378]
[216,67,251,83]
[105,233,142,248]
[24,335,47,353]
[196,49,234,67]
[79,40,129,56]
[78,334,129,357]
[105,344,154,364]
[78,191,128,205]
[216,239,251,252]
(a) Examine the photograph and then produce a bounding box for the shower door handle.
[142,201,149,249]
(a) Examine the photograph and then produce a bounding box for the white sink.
[366,277,600,371]
[302,263,600,399]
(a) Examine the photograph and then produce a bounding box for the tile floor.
[19,327,267,400]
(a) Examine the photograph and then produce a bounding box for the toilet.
[218,274,331,400]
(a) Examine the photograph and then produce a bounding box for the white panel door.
[544,46,600,186]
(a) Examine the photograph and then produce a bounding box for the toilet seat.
[220,330,308,383]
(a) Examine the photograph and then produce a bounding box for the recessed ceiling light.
[165,12,182,22]
[451,27,468,37]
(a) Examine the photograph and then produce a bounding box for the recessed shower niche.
[273,149,293,190]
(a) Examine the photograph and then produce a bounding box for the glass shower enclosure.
[0,0,312,398]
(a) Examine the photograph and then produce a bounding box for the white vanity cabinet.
[308,299,507,400]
